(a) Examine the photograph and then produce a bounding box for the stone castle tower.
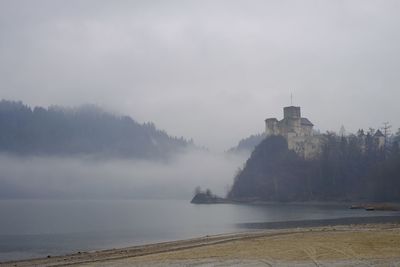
[265,106,320,158]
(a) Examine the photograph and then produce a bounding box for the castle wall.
[299,125,313,136]
[284,106,301,119]
[272,118,294,137]
[265,106,320,159]
[265,118,279,136]
[287,135,321,159]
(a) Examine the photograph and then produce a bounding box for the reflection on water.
[0,199,398,261]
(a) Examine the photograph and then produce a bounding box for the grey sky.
[1,0,399,150]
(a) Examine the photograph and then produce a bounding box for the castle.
[265,106,387,158]
[265,106,320,158]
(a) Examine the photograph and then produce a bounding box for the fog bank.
[0,150,246,200]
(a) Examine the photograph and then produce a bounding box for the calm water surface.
[0,199,398,261]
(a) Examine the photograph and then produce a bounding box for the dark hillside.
[228,134,400,202]
[0,100,192,159]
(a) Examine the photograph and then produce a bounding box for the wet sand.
[2,221,400,267]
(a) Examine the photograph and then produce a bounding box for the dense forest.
[228,131,400,202]
[0,100,192,159]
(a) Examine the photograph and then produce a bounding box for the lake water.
[0,199,399,261]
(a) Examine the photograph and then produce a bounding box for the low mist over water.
[0,150,246,200]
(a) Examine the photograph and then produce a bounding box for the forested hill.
[228,134,400,202]
[227,133,265,154]
[0,100,193,159]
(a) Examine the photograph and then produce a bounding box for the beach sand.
[2,223,400,267]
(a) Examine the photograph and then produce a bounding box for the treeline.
[228,132,400,202]
[0,100,192,159]
[227,133,265,154]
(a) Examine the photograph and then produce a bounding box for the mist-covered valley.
[0,150,246,200]
[0,100,248,200]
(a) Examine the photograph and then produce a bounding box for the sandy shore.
[2,222,400,267]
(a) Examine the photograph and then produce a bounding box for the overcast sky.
[1,0,399,150]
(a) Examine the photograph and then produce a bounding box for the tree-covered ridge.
[228,132,400,202]
[0,100,192,159]
[227,133,265,154]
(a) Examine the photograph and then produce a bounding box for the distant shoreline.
[191,197,400,209]
[3,215,400,266]
[237,214,400,229]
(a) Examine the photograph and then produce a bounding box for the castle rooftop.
[301,118,314,126]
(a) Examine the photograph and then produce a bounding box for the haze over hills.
[0,100,193,160]
[0,100,247,200]
[227,133,265,155]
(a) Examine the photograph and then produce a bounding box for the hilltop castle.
[265,106,320,158]
[265,106,387,158]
